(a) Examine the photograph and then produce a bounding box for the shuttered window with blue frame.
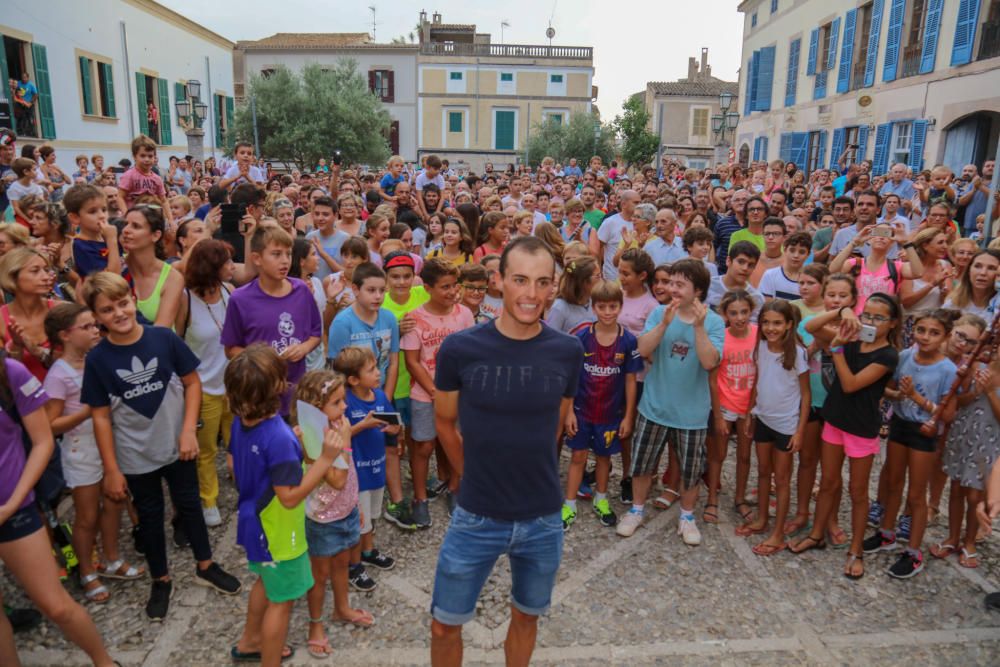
[919,0,944,74]
[883,0,906,82]
[864,0,885,87]
[806,28,820,75]
[754,46,775,112]
[748,51,760,112]
[785,38,800,107]
[908,120,928,172]
[753,136,770,162]
[790,133,809,172]
[872,123,892,175]
[951,0,982,66]
[836,9,858,94]
[826,17,841,71]
[744,58,754,116]
[857,126,870,162]
[829,128,846,171]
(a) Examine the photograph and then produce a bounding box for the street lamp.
[712,90,739,166]
[174,79,210,162]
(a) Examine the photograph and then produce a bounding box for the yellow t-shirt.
[382,286,430,399]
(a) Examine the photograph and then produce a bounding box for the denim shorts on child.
[822,422,880,458]
[410,399,436,441]
[566,418,621,456]
[358,488,383,534]
[60,431,103,489]
[431,506,563,626]
[248,552,314,603]
[306,507,360,557]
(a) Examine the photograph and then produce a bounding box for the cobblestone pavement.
[9,448,1000,666]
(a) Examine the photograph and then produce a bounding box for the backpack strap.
[886,259,899,293]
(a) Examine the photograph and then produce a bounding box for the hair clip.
[321,378,337,395]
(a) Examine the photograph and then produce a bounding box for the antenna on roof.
[501,19,510,45]
[369,5,376,41]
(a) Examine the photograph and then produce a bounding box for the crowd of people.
[2,122,1000,665]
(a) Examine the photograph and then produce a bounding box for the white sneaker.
[616,510,643,537]
[203,506,222,528]
[678,517,701,546]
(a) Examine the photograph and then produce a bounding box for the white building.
[235,34,419,160]
[736,0,1000,176]
[2,0,235,173]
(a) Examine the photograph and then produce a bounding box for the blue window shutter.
[756,46,775,112]
[951,0,982,66]
[883,0,906,82]
[814,70,827,100]
[826,17,841,71]
[744,59,754,115]
[919,0,944,74]
[830,128,846,170]
[791,133,809,171]
[761,137,769,161]
[753,137,761,162]
[785,38,800,107]
[864,0,885,87]
[837,10,858,93]
[780,133,793,163]
[749,50,761,111]
[872,122,892,175]
[857,125,870,160]
[909,120,928,172]
[817,130,828,174]
[806,28,820,75]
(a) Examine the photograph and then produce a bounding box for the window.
[806,130,827,174]
[550,74,563,83]
[448,111,463,133]
[771,0,778,13]
[891,121,912,166]
[77,55,116,118]
[547,72,567,96]
[900,0,928,77]
[691,108,709,137]
[214,93,234,148]
[447,71,465,94]
[135,73,171,145]
[498,71,515,94]
[370,70,394,102]
[545,112,564,126]
[500,72,513,82]
[450,72,463,80]
[978,0,1000,61]
[752,12,758,27]
[851,3,874,90]
[4,36,55,138]
[260,68,275,78]
[494,109,516,150]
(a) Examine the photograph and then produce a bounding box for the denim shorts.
[306,507,361,557]
[431,506,563,626]
[411,399,436,442]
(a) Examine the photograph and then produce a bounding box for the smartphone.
[372,412,402,426]
[859,324,877,343]
[110,165,126,174]
[219,203,246,235]
[871,226,893,238]
[709,173,721,180]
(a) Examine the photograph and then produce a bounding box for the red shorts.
[822,422,880,459]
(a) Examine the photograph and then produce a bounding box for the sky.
[159,0,745,116]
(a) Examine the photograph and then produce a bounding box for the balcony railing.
[900,43,922,78]
[420,42,592,60]
[850,58,867,90]
[979,19,1000,61]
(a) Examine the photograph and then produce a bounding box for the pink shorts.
[822,422,880,459]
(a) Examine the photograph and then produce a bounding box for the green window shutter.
[157,78,172,145]
[495,110,514,150]
[174,82,186,126]
[136,72,149,136]
[31,44,56,139]
[448,111,462,133]
[213,95,222,146]
[450,72,462,80]
[79,56,94,115]
[0,47,9,99]
[550,74,563,83]
[101,62,116,117]
[225,97,235,148]
[500,72,513,82]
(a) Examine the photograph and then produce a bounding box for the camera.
[332,150,343,166]
[859,324,877,343]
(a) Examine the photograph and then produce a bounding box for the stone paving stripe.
[381,572,496,648]
[820,626,1000,648]
[943,553,999,594]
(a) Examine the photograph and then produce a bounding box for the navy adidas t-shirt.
[435,320,583,521]
[81,326,200,475]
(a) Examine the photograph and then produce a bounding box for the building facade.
[234,34,419,160]
[736,0,1000,177]
[642,49,740,170]
[416,11,595,173]
[2,0,235,173]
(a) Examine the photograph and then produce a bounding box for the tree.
[232,61,391,170]
[613,95,659,169]
[522,112,614,168]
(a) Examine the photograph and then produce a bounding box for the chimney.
[700,48,710,81]
[687,57,698,81]
[433,12,441,24]
[420,10,427,24]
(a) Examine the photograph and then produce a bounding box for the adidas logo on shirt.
[117,356,164,399]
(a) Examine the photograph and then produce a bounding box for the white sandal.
[80,573,110,603]
[99,558,144,580]
[653,488,680,510]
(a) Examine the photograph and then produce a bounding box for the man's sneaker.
[202,506,222,528]
[867,500,885,528]
[426,476,448,500]
[4,606,42,633]
[146,579,173,621]
[593,498,617,527]
[561,503,577,531]
[619,477,633,505]
[577,480,593,500]
[678,517,702,546]
[383,500,418,530]
[412,500,433,528]
[862,530,898,554]
[616,509,643,537]
[361,549,396,571]
[887,551,924,579]
[349,564,377,592]
[445,491,458,517]
[194,563,242,595]
[896,514,912,542]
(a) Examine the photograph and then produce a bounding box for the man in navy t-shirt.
[429,236,583,667]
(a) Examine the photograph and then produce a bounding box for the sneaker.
[678,517,702,546]
[4,606,42,633]
[896,515,912,542]
[383,500,418,531]
[619,477,633,505]
[361,549,396,571]
[445,491,457,517]
[593,498,617,527]
[867,500,885,528]
[887,551,924,579]
[616,509,643,537]
[576,480,593,500]
[194,562,242,595]
[349,565,377,592]
[862,531,898,554]
[561,503,577,531]
[426,476,448,500]
[202,506,222,528]
[146,579,173,621]
[412,500,433,528]
[171,518,189,549]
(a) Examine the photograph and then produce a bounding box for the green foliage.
[232,61,391,169]
[613,96,659,168]
[522,113,614,168]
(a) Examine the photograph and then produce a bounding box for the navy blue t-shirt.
[435,320,583,521]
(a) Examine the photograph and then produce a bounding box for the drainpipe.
[204,55,215,159]
[120,21,135,138]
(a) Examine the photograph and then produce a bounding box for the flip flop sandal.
[702,503,719,524]
[784,517,810,536]
[734,501,753,522]
[789,535,827,554]
[307,638,333,658]
[752,541,787,556]
[99,558,145,580]
[735,522,768,537]
[827,527,850,549]
[959,548,980,569]
[844,553,865,580]
[230,645,295,662]
[929,542,958,559]
[80,573,110,603]
[332,609,375,628]
[653,489,680,510]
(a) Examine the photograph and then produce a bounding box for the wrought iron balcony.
[900,43,922,78]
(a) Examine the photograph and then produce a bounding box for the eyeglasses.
[859,312,891,324]
[68,322,99,332]
[461,284,487,293]
[763,231,784,238]
[952,331,976,346]
[746,206,766,213]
